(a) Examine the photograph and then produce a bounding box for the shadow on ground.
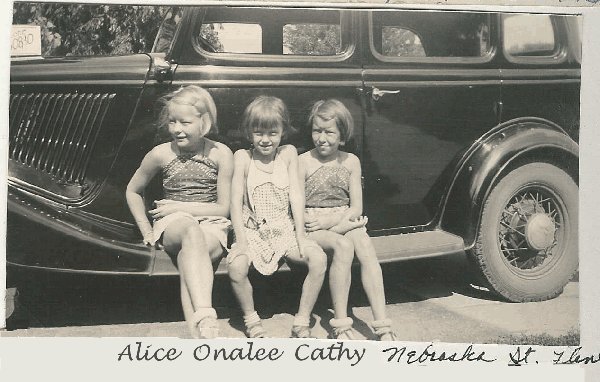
[6,252,502,331]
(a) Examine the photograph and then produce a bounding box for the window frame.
[501,13,568,66]
[189,6,355,64]
[368,10,497,65]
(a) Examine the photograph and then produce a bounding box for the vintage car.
[8,4,580,302]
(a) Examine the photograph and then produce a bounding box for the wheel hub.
[524,212,556,250]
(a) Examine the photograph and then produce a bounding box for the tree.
[283,24,341,55]
[12,2,169,56]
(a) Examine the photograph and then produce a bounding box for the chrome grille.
[9,92,116,185]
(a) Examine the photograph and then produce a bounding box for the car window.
[371,10,492,59]
[503,14,556,57]
[200,23,263,53]
[381,27,425,57]
[196,6,345,57]
[283,23,341,55]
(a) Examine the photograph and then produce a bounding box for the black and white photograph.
[0,0,598,380]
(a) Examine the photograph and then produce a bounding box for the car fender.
[440,117,579,250]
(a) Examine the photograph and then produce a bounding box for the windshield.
[152,7,184,54]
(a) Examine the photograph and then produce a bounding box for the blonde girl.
[299,99,398,341]
[126,86,233,339]
[227,96,327,338]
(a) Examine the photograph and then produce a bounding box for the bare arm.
[230,149,250,249]
[126,147,163,244]
[285,146,307,240]
[284,146,318,255]
[341,153,363,220]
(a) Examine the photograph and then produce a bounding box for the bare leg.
[345,228,388,321]
[228,253,255,315]
[307,230,354,319]
[180,277,198,337]
[163,219,218,311]
[286,246,327,319]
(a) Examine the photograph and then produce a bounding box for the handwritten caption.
[116,341,600,366]
[11,25,41,56]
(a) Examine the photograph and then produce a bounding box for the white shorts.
[152,211,231,249]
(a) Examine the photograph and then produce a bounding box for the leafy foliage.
[283,24,341,55]
[382,28,425,57]
[12,2,168,56]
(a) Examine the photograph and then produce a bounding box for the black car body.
[8,4,580,302]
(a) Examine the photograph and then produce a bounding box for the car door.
[360,9,502,234]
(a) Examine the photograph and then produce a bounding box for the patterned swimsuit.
[235,150,299,275]
[151,152,231,248]
[304,162,366,231]
[305,164,351,209]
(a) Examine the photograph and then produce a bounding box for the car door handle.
[371,87,400,101]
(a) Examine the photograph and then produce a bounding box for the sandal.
[245,320,267,338]
[371,318,399,341]
[291,325,312,338]
[190,308,219,339]
[329,317,358,340]
[291,315,313,338]
[244,311,267,338]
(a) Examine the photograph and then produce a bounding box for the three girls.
[128,87,395,340]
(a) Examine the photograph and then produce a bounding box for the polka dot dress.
[240,154,299,275]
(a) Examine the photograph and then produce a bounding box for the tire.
[469,162,578,302]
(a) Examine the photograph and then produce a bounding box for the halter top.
[304,164,351,208]
[162,153,218,203]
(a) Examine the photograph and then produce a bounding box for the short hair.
[241,96,295,141]
[308,99,354,142]
[157,85,218,136]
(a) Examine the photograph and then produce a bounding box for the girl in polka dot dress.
[299,99,398,341]
[227,96,327,338]
[126,86,233,339]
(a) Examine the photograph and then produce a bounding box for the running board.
[151,230,465,276]
[371,230,465,263]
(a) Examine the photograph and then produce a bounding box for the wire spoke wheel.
[470,162,578,302]
[499,188,563,272]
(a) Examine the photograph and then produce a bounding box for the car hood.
[10,54,152,84]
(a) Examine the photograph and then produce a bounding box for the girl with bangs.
[227,96,327,338]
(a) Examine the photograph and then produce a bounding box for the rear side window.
[503,14,556,57]
[200,23,262,53]
[381,27,425,57]
[196,7,345,57]
[371,10,492,60]
[283,23,341,55]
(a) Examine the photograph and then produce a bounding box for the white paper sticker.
[10,25,42,57]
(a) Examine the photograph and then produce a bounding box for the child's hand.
[142,231,155,246]
[149,199,183,219]
[351,216,368,227]
[297,237,321,258]
[305,214,337,232]
[332,216,368,235]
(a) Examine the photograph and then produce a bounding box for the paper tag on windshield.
[11,25,42,57]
